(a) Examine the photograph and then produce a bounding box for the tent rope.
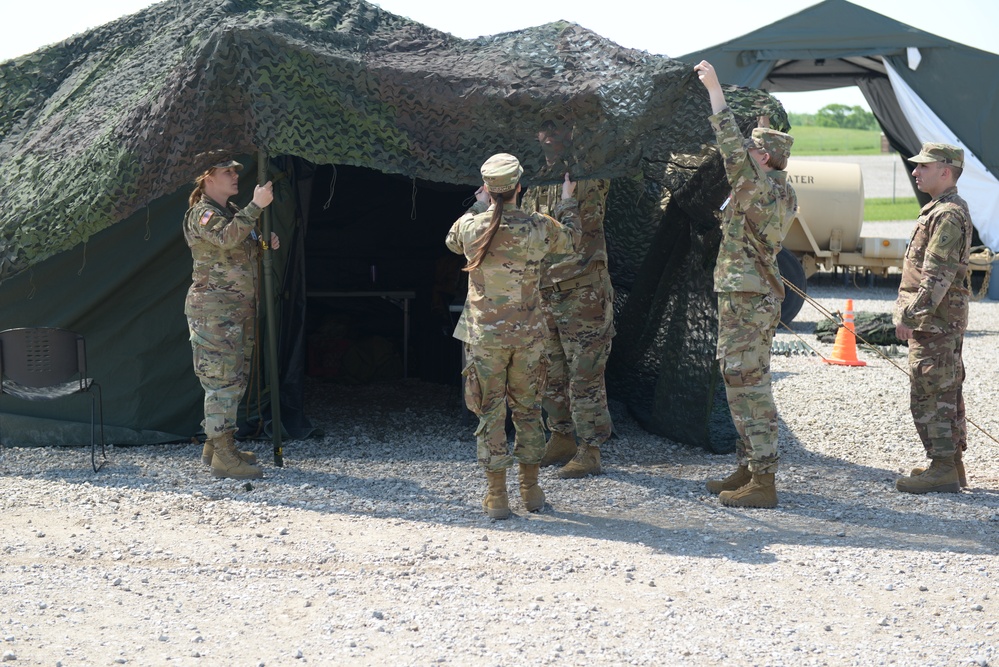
[782,276,999,446]
[967,246,994,302]
[77,242,87,275]
[411,177,418,220]
[322,165,337,211]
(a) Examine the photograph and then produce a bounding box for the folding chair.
[0,327,108,471]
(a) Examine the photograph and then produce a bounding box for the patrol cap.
[745,128,794,163]
[480,153,523,193]
[908,142,964,169]
[194,149,243,174]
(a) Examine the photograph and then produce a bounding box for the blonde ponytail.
[188,169,214,207]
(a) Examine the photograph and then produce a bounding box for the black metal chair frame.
[0,327,108,472]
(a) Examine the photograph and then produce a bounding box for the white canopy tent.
[682,0,999,249]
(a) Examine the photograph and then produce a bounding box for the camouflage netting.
[0,0,790,452]
[0,0,710,279]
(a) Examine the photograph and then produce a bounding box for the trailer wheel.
[778,248,806,324]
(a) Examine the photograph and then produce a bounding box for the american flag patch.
[199,210,214,226]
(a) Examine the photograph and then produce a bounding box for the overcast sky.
[2,0,996,113]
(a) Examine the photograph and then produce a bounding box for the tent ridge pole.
[258,150,284,467]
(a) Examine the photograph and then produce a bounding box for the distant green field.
[865,197,920,221]
[789,126,882,155]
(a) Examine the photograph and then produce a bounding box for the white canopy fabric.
[886,61,999,250]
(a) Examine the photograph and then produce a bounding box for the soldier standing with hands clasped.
[446,154,580,519]
[694,60,798,509]
[894,143,972,494]
[184,158,280,480]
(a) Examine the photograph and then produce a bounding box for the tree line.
[788,104,879,131]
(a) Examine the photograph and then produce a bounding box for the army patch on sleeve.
[927,220,961,256]
[199,210,214,226]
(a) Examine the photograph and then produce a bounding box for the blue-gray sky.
[2,0,996,113]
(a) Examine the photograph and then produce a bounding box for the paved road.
[794,153,916,200]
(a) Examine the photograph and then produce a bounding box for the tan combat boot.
[557,445,602,479]
[540,432,577,468]
[706,465,751,495]
[911,450,967,488]
[482,469,511,519]
[518,463,545,512]
[719,472,777,508]
[211,433,264,480]
[202,437,258,466]
[897,456,959,494]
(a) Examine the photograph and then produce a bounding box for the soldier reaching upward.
[446,154,580,519]
[522,124,615,479]
[695,60,798,509]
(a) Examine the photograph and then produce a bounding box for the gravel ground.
[3,276,998,667]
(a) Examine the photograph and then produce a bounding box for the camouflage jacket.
[894,186,972,334]
[445,198,581,347]
[521,179,610,287]
[183,195,262,316]
[710,108,797,296]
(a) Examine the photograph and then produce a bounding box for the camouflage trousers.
[716,292,781,473]
[908,329,966,459]
[462,343,546,471]
[187,310,255,438]
[540,269,615,447]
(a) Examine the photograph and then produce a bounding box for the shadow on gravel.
[5,377,997,561]
[590,466,999,559]
[6,442,997,561]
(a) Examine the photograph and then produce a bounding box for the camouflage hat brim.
[211,160,243,170]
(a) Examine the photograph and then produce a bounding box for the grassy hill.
[789,126,883,155]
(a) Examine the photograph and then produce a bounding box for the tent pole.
[258,151,284,467]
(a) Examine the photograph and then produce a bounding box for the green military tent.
[0,0,783,453]
[681,0,999,249]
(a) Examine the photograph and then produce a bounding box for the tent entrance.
[299,163,470,389]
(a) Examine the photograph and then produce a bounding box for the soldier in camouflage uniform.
[893,143,972,494]
[522,177,615,479]
[184,159,279,480]
[446,153,580,519]
[695,61,798,509]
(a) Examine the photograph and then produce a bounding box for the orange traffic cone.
[824,299,867,367]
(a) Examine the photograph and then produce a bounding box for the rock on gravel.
[1,276,998,666]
